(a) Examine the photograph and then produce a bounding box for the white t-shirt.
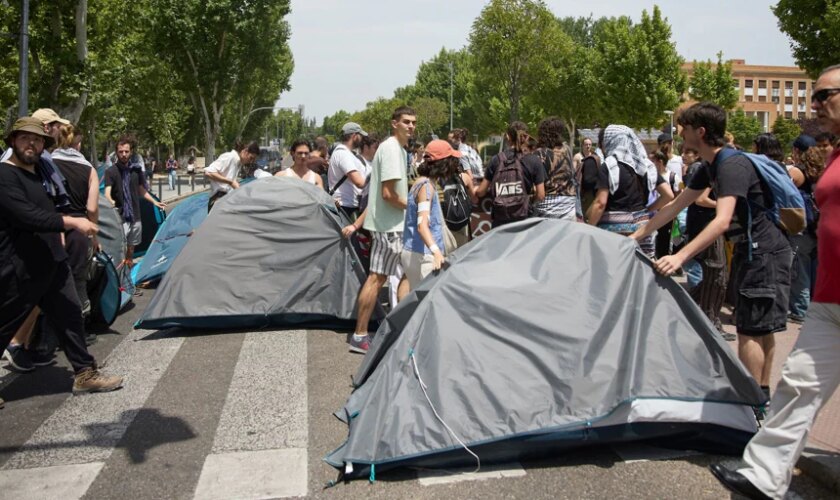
[205,150,241,195]
[666,156,683,192]
[328,144,366,207]
[363,136,407,233]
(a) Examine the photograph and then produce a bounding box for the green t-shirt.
[363,136,408,232]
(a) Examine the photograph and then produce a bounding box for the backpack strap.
[712,147,759,261]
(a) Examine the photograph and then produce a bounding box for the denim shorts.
[732,246,793,336]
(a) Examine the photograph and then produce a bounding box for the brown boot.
[73,367,123,394]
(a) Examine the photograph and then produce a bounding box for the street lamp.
[449,61,454,132]
[664,110,675,155]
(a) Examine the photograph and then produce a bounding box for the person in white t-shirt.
[328,122,368,219]
[657,133,683,193]
[204,140,259,212]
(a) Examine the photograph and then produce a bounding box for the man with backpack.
[476,121,545,228]
[630,101,796,420]
[328,122,369,220]
[706,64,840,500]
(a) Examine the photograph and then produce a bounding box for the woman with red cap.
[400,140,461,292]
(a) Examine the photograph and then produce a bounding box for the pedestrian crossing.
[0,324,829,500]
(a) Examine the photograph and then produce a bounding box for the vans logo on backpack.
[495,181,524,196]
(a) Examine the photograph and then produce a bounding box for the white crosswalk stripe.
[194,330,309,499]
[1,328,184,471]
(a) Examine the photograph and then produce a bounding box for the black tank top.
[53,158,91,217]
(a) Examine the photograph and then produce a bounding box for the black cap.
[657,133,673,145]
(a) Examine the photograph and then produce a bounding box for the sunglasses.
[811,88,840,103]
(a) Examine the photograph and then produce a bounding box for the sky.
[279,1,795,124]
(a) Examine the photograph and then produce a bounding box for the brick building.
[681,59,815,131]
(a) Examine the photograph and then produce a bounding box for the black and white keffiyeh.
[602,125,657,195]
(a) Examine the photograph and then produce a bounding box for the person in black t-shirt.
[104,137,166,267]
[631,102,792,411]
[0,117,123,397]
[587,125,672,258]
[476,121,545,227]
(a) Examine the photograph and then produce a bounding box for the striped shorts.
[370,231,403,276]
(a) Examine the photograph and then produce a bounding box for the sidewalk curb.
[798,448,840,494]
[162,187,209,205]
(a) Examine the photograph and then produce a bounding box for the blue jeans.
[168,170,177,190]
[684,258,703,289]
[789,233,816,318]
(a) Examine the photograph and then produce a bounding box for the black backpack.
[490,151,530,224]
[441,174,471,230]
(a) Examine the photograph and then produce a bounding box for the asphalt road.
[0,286,834,500]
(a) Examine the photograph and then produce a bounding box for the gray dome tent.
[326,219,764,479]
[136,177,384,330]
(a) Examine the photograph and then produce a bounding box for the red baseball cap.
[424,139,462,161]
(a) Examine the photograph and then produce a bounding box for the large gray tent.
[136,177,384,330]
[326,219,764,478]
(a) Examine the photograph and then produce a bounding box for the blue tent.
[132,191,209,285]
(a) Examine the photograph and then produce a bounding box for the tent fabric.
[325,218,765,477]
[88,251,122,326]
[132,192,209,285]
[136,177,385,330]
[134,192,167,257]
[97,196,127,267]
[95,197,132,311]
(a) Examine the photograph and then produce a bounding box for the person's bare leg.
[760,334,776,387]
[11,307,39,348]
[354,273,387,335]
[738,334,765,382]
[397,275,410,302]
[125,245,134,268]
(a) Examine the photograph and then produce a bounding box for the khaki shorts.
[400,251,436,289]
[123,221,142,247]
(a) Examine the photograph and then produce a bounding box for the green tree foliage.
[689,51,739,111]
[727,109,763,149]
[594,7,687,129]
[411,96,448,139]
[468,0,570,131]
[321,110,352,139]
[351,96,402,137]
[771,116,802,154]
[773,0,840,77]
[142,0,294,161]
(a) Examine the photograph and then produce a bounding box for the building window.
[772,96,779,103]
[732,78,739,89]
[785,111,793,119]
[745,79,754,88]
[785,81,793,89]
[746,95,754,102]
[772,80,780,89]
[759,95,767,102]
[785,96,793,104]
[798,81,806,90]
[759,80,767,89]
[799,112,806,119]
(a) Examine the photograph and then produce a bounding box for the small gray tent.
[136,177,384,330]
[326,219,764,478]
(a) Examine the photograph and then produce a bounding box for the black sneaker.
[787,313,804,324]
[27,348,57,367]
[3,345,35,373]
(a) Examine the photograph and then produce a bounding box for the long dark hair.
[506,121,529,154]
[801,147,827,183]
[417,156,460,180]
[753,133,784,163]
[537,117,567,149]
